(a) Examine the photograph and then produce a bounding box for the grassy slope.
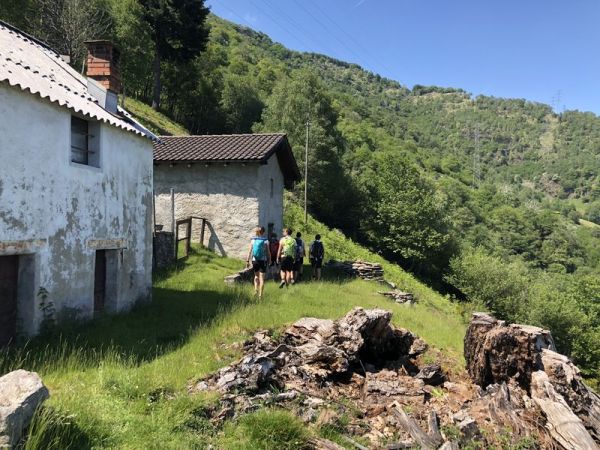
[1,210,467,449]
[123,97,190,136]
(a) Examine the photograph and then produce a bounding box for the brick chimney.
[84,40,121,93]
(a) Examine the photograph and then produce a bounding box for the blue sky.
[206,0,600,115]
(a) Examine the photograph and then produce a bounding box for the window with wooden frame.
[71,116,100,167]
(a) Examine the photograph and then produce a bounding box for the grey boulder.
[0,370,49,449]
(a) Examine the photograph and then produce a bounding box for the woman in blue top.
[246,226,271,299]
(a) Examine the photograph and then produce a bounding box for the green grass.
[580,218,600,229]
[1,209,467,449]
[122,97,190,136]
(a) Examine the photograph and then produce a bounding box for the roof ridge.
[0,20,58,56]
[159,133,286,138]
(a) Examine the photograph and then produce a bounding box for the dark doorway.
[94,250,106,314]
[0,255,19,346]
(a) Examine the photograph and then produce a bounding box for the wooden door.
[0,255,19,347]
[94,250,106,313]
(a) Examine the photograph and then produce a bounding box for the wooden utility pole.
[170,188,176,257]
[304,117,310,224]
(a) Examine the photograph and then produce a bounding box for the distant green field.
[580,218,600,229]
[1,208,467,449]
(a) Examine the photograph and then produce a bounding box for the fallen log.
[540,349,600,441]
[530,371,597,450]
[391,403,443,450]
[310,437,346,450]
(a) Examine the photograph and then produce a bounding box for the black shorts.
[311,258,323,269]
[280,256,294,272]
[252,260,267,273]
[294,258,304,271]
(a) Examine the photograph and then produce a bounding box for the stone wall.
[153,231,175,270]
[0,84,154,336]
[154,156,285,260]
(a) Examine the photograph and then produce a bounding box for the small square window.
[71,116,100,167]
[71,117,89,165]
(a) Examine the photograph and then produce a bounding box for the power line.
[258,0,339,56]
[291,0,368,64]
[214,0,325,64]
[246,0,325,54]
[304,0,396,77]
[291,0,391,77]
[472,123,481,188]
[211,0,259,29]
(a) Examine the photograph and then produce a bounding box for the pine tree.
[140,0,209,110]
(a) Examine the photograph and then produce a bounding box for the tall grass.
[3,213,468,448]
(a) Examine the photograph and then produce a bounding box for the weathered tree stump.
[464,312,600,448]
[464,312,555,390]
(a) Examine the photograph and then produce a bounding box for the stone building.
[0,22,156,345]
[153,134,300,259]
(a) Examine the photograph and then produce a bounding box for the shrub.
[446,247,530,321]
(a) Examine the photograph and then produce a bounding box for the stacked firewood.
[327,260,384,281]
[378,290,415,304]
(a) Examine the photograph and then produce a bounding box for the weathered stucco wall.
[0,85,153,336]
[154,156,285,259]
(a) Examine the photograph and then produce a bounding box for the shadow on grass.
[1,287,248,375]
[21,406,96,450]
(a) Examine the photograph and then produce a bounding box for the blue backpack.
[251,237,268,261]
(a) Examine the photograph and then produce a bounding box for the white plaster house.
[0,22,156,345]
[153,134,300,259]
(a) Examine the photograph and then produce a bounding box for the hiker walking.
[269,233,280,281]
[247,226,271,298]
[294,232,306,282]
[277,228,296,288]
[309,234,325,280]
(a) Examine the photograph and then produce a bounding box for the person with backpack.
[246,226,271,299]
[269,233,280,281]
[276,227,297,288]
[294,232,306,282]
[309,234,325,280]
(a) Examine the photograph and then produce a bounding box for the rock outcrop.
[0,370,49,449]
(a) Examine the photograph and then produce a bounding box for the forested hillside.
[2,1,598,380]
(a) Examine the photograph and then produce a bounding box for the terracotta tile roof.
[154,133,301,187]
[0,20,154,139]
[154,133,285,162]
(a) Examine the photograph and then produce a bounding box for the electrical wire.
[290,0,386,75]
[304,0,396,77]
[258,0,340,56]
